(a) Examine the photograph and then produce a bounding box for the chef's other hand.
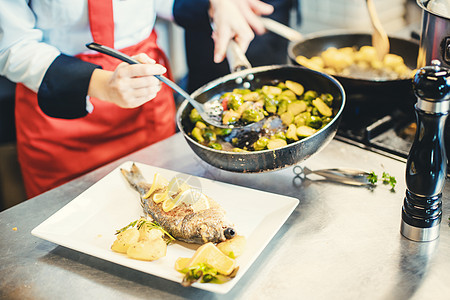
[88,53,166,108]
[209,0,274,63]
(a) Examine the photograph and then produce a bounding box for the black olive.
[224,227,236,239]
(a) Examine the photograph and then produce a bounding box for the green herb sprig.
[115,218,175,244]
[180,263,239,286]
[367,171,397,191]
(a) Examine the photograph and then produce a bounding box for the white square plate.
[32,161,299,294]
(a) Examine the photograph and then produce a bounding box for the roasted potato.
[127,238,167,261]
[216,235,247,258]
[111,228,140,254]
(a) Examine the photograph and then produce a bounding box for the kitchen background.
[0,0,423,211]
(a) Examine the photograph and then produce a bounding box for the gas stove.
[335,95,450,169]
[334,96,417,163]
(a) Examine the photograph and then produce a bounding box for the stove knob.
[413,60,450,103]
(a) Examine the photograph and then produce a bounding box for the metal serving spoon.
[365,0,390,60]
[86,42,233,129]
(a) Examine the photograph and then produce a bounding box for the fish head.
[193,211,236,244]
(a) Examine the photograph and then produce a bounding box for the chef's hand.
[209,0,274,63]
[87,53,166,108]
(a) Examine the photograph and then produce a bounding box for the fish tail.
[120,163,148,196]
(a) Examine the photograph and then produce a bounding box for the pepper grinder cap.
[413,60,450,102]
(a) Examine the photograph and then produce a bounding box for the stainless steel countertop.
[2,133,450,300]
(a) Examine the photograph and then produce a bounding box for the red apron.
[15,1,176,198]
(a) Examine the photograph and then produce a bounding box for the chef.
[0,0,273,198]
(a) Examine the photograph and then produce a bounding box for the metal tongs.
[293,165,374,187]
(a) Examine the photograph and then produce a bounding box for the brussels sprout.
[203,129,217,142]
[277,100,289,115]
[294,111,311,127]
[214,127,232,136]
[273,131,286,140]
[241,109,264,123]
[191,127,204,143]
[209,143,222,150]
[311,107,320,116]
[320,93,334,106]
[321,117,333,128]
[253,137,269,151]
[264,96,278,114]
[227,95,244,111]
[306,115,323,129]
[189,109,203,123]
[303,90,318,101]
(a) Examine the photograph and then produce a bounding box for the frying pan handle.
[260,17,304,42]
[226,40,252,73]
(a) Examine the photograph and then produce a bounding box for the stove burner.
[336,98,450,171]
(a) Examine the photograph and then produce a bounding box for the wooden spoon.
[366,0,390,60]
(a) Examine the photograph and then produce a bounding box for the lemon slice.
[167,176,191,197]
[186,242,236,275]
[162,188,209,212]
[191,193,210,212]
[162,197,178,212]
[152,191,168,204]
[162,188,192,212]
[143,173,169,199]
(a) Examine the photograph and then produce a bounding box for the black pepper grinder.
[401,60,450,242]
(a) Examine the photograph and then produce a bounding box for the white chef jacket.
[0,0,174,93]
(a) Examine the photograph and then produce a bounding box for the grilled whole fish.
[120,163,236,244]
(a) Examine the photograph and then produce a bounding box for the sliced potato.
[280,111,294,126]
[217,235,247,258]
[279,89,297,101]
[127,238,167,261]
[262,85,282,96]
[242,91,260,101]
[285,80,304,96]
[139,226,164,242]
[267,138,287,150]
[296,125,317,138]
[312,98,332,117]
[286,124,299,141]
[111,228,140,254]
[287,101,307,116]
